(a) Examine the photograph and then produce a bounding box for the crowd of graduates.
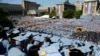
[0,26,99,56]
[72,31,100,44]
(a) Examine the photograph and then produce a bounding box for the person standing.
[0,26,9,55]
[8,41,26,56]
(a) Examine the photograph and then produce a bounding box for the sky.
[1,0,84,7]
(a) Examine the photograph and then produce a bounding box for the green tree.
[63,10,82,19]
[63,10,75,18]
[38,11,49,16]
[74,10,82,19]
[0,7,13,28]
[49,7,56,18]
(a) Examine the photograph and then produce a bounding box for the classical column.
[22,0,26,16]
[87,2,92,15]
[58,5,61,16]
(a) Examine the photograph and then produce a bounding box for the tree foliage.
[63,10,74,18]
[74,10,82,19]
[0,7,13,28]
[63,10,82,19]
[49,7,56,18]
[38,12,49,16]
[49,11,56,18]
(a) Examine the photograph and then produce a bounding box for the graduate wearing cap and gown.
[8,36,16,50]
[8,35,26,56]
[28,42,42,56]
[60,44,84,56]
[23,35,33,54]
[60,47,70,56]
[0,29,9,55]
[8,29,21,50]
[8,41,26,56]
[69,49,84,56]
[41,37,51,48]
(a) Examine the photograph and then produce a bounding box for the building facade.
[64,0,75,10]
[83,0,100,15]
[74,1,83,11]
[56,0,75,18]
[48,7,56,13]
[56,4,64,18]
[22,0,40,16]
[0,3,23,16]
[0,0,40,16]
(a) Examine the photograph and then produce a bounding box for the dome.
[85,0,97,2]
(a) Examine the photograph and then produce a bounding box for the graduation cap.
[33,35,41,41]
[31,32,39,36]
[33,35,45,42]
[39,37,45,42]
[47,34,52,38]
[50,43,60,50]
[19,32,26,36]
[12,29,20,34]
[23,32,32,39]
[4,27,10,31]
[60,38,73,46]
[50,36,60,42]
[13,36,25,46]
[40,46,59,54]
[41,33,48,37]
[13,36,25,42]
[77,46,89,53]
[13,32,33,42]
[39,33,51,42]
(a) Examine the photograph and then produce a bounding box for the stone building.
[56,0,75,18]
[0,3,23,16]
[56,3,64,18]
[64,0,75,10]
[38,7,48,12]
[22,0,40,16]
[0,0,40,16]
[83,0,100,15]
[74,1,83,11]
[48,6,56,13]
